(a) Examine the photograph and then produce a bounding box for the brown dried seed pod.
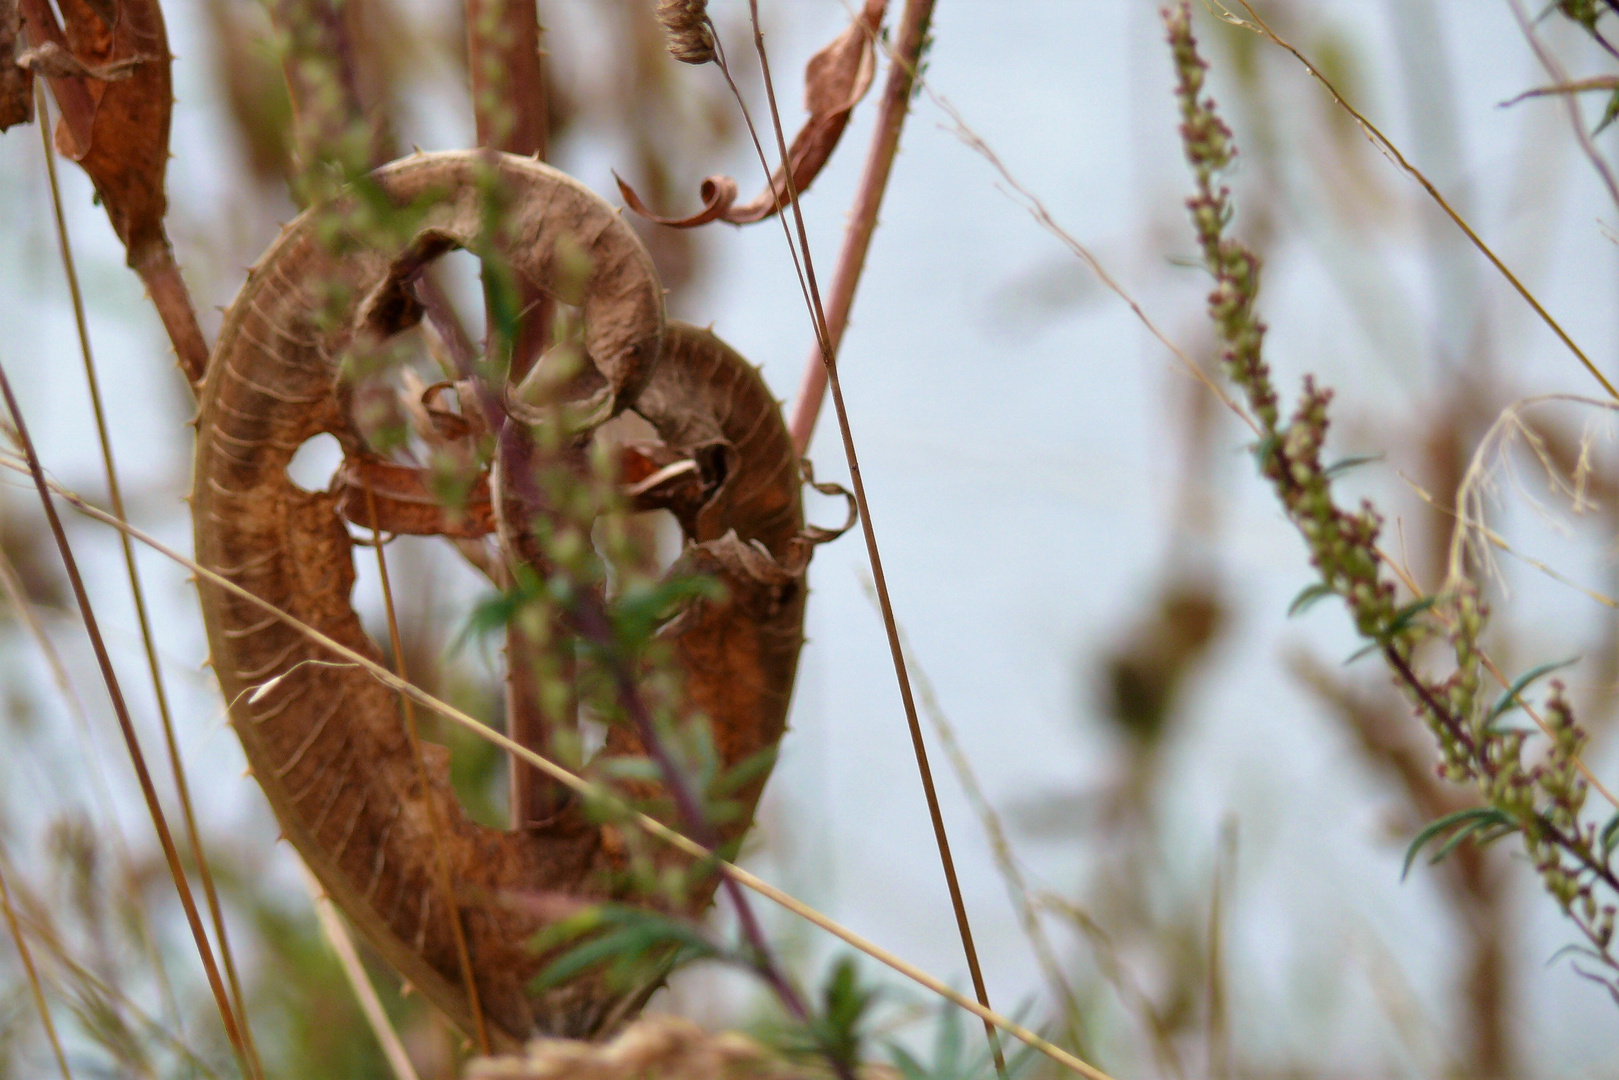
[193,150,816,1047]
[655,0,715,65]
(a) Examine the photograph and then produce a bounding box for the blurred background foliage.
[4,1,1619,1078]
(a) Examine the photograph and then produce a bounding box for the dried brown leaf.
[22,0,209,384]
[615,170,738,227]
[0,0,33,131]
[22,0,171,259]
[621,0,885,228]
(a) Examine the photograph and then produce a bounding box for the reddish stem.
[463,0,569,832]
[134,243,209,386]
[787,0,934,454]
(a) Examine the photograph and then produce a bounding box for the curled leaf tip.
[615,169,737,228]
[655,0,715,66]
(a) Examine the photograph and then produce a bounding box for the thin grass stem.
[1215,0,1619,403]
[740,5,1006,1073]
[363,488,491,1054]
[297,858,422,1080]
[0,546,188,1042]
[0,856,73,1080]
[862,576,1135,1074]
[1505,0,1619,212]
[0,857,224,1080]
[0,359,252,1074]
[34,85,264,1080]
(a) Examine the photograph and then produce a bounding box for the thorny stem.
[0,357,252,1071]
[36,84,266,1080]
[787,0,934,454]
[741,4,1007,1074]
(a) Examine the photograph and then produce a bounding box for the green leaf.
[1323,453,1384,479]
[1344,640,1382,665]
[1428,813,1513,867]
[1403,808,1511,881]
[1485,657,1579,727]
[1288,582,1335,618]
[1250,433,1278,467]
[1548,941,1609,967]
[529,907,720,992]
[1596,88,1619,136]
[1600,812,1619,862]
[709,746,779,799]
[888,1044,931,1080]
[1381,595,1440,643]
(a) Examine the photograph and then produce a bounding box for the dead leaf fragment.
[17,40,152,80]
[22,0,210,385]
[0,0,33,131]
[22,0,173,261]
[621,0,885,228]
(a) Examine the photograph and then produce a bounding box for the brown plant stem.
[463,0,569,833]
[133,246,210,386]
[0,358,251,1073]
[742,4,1005,1074]
[36,84,264,1080]
[786,0,931,453]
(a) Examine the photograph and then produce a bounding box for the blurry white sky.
[4,0,1619,1075]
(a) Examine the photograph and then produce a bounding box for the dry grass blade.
[0,857,73,1080]
[739,4,1005,1072]
[1208,0,1619,403]
[0,859,222,1080]
[0,359,251,1073]
[882,48,1255,435]
[18,464,1120,1080]
[0,544,190,1050]
[363,489,490,1054]
[862,577,1133,1074]
[297,858,422,1080]
[35,83,264,1080]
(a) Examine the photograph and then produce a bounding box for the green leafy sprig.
[1165,2,1619,1001]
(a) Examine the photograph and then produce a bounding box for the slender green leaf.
[1428,812,1511,867]
[1599,812,1619,862]
[1485,657,1580,726]
[1381,595,1441,643]
[1323,453,1384,479]
[1344,640,1381,665]
[1403,807,1509,880]
[530,909,720,991]
[1288,582,1335,618]
[1547,941,1608,967]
